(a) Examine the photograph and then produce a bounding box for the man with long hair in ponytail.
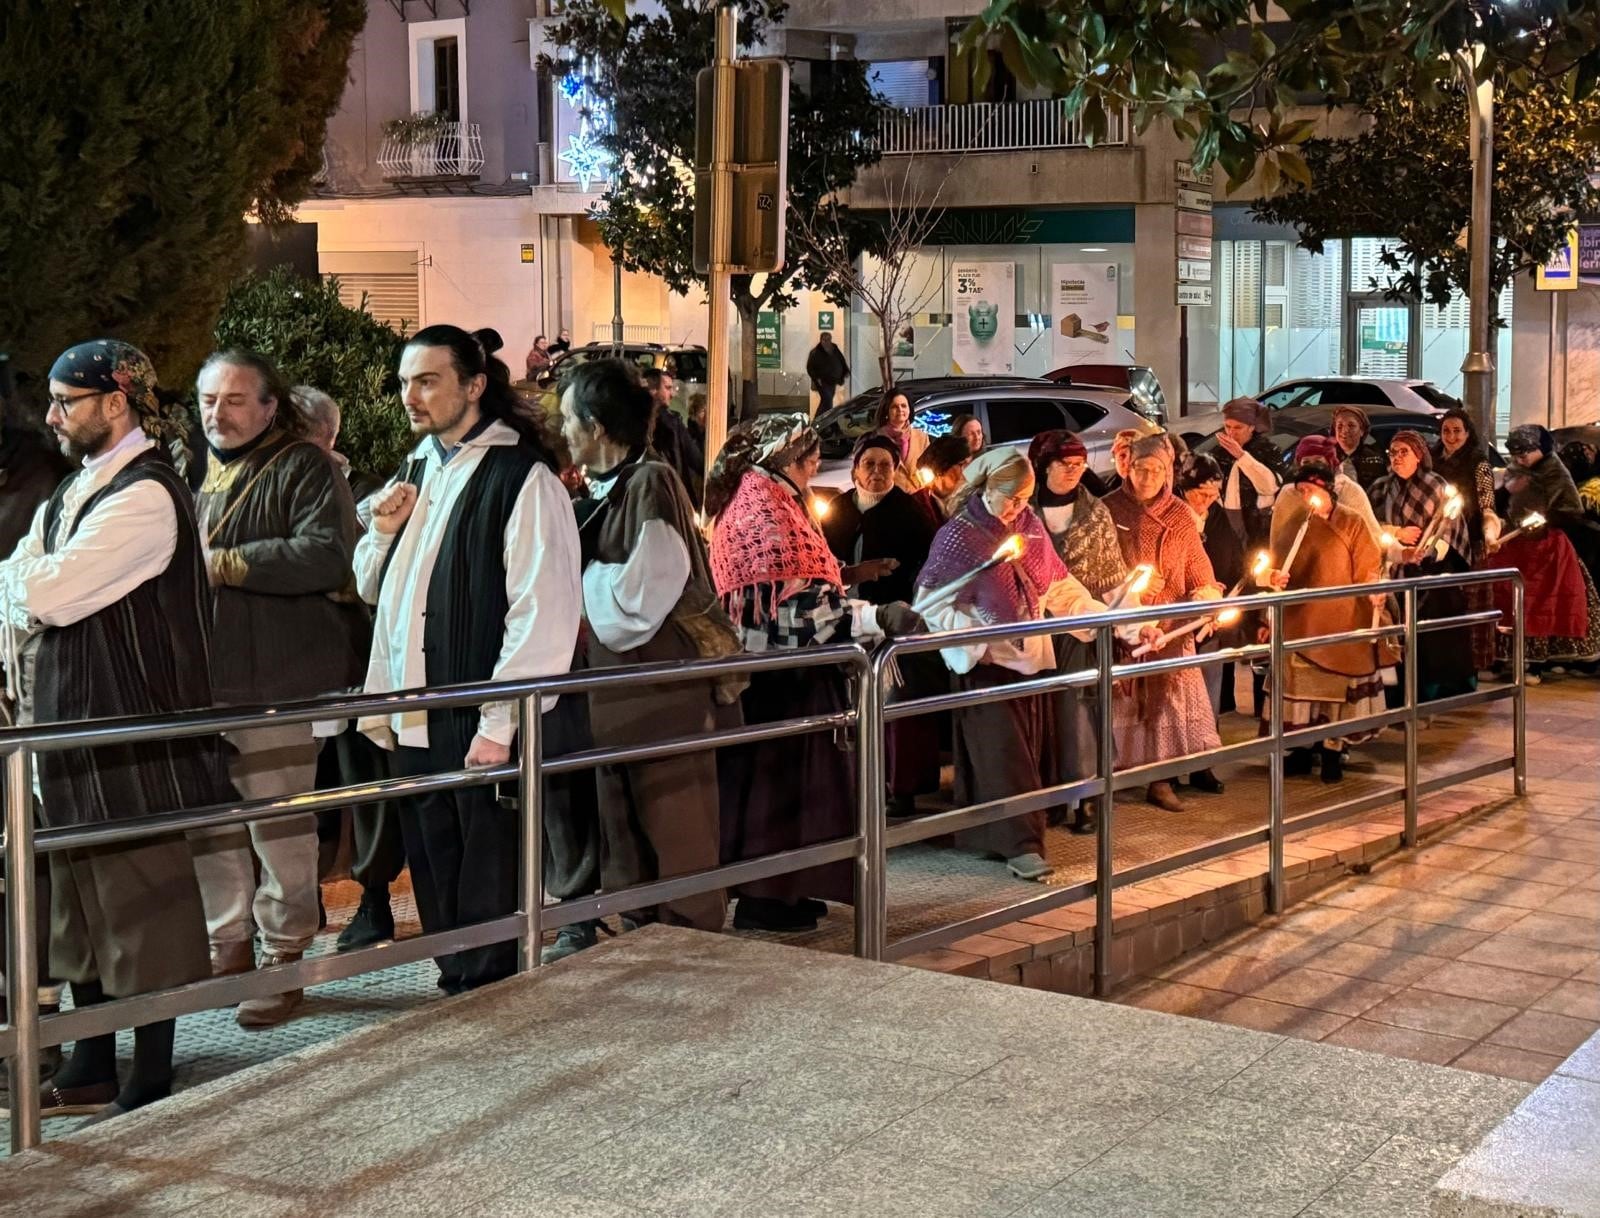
[353,325,583,993]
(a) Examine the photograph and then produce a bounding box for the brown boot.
[235,953,304,1029]
[1146,781,1185,812]
[210,940,255,978]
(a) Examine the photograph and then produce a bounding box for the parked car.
[1044,363,1167,425]
[1178,377,1458,444]
[810,377,1159,496]
[542,342,710,411]
[1190,403,1505,480]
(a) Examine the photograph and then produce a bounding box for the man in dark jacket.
[806,331,850,414]
[642,368,705,509]
[189,350,360,1028]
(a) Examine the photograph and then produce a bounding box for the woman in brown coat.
[1261,456,1387,783]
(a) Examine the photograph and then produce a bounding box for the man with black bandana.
[189,349,360,1028]
[0,340,222,1123]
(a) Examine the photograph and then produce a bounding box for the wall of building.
[1510,274,1600,430]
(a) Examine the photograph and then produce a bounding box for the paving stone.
[1499,909,1600,950]
[1302,941,1447,987]
[1450,1043,1566,1085]
[1458,932,1600,979]
[1249,967,1400,1017]
[1209,996,1352,1041]
[1322,1018,1478,1068]
[1359,989,1520,1042]
[1410,959,1563,1008]
[1345,917,1492,960]
[1532,978,1600,1022]
[1486,1009,1600,1058]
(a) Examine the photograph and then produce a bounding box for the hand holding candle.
[1133,605,1242,657]
[1371,530,1398,628]
[1280,488,1329,578]
[1104,563,1155,609]
[911,534,1026,616]
[1413,487,1463,558]
[1491,511,1545,550]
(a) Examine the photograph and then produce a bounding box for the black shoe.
[732,897,818,933]
[1069,800,1098,835]
[1187,769,1225,795]
[797,897,829,920]
[540,920,600,964]
[317,895,328,932]
[1284,748,1315,776]
[1321,749,1346,783]
[336,891,395,952]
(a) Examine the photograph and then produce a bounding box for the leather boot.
[1321,747,1347,784]
[210,939,255,978]
[1070,800,1099,835]
[236,952,303,1029]
[1146,781,1185,812]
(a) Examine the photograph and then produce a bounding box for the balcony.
[378,120,485,184]
[874,99,1125,155]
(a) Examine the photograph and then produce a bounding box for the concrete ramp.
[0,927,1534,1217]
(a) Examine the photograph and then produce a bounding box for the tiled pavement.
[1115,677,1600,1086]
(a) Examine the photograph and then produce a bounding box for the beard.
[55,412,112,461]
[410,395,472,437]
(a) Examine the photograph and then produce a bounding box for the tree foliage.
[1252,74,1600,310]
[0,2,365,399]
[214,269,412,479]
[542,0,883,415]
[968,0,1600,190]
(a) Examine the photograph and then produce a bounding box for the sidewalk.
[1116,678,1599,1084]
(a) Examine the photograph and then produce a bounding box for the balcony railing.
[378,121,485,181]
[874,99,1126,155]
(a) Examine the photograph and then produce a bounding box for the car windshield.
[666,350,708,382]
[816,394,960,460]
[1410,383,1463,412]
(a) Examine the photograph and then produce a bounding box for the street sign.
[519,243,536,264]
[1536,227,1580,290]
[817,309,835,331]
[1176,283,1213,307]
[693,57,790,275]
[1175,159,1214,187]
[1176,186,1213,213]
[1176,234,1213,261]
[1580,225,1600,278]
[1176,211,1213,238]
[755,310,783,368]
[1177,258,1212,283]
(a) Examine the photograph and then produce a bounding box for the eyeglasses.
[47,389,109,413]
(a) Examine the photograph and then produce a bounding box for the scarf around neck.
[1372,469,1468,560]
[710,467,842,604]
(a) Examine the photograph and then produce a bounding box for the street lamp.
[1457,45,1496,439]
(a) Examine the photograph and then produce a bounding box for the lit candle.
[1132,605,1242,658]
[918,467,935,486]
[912,534,1027,616]
[1371,530,1398,628]
[1104,563,1155,608]
[1494,511,1546,547]
[1231,550,1271,597]
[811,495,831,521]
[1414,487,1463,556]
[1280,489,1328,576]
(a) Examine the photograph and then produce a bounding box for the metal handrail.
[1,566,1526,1152]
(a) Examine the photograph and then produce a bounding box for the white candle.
[1494,511,1546,547]
[1132,606,1242,658]
[911,534,1025,617]
[1281,489,1327,576]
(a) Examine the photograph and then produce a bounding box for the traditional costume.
[1214,398,1284,545]
[1430,412,1502,673]
[0,340,220,1116]
[354,414,583,991]
[1331,406,1390,490]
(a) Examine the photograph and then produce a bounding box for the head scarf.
[1222,397,1269,434]
[1330,405,1370,439]
[1388,429,1433,473]
[950,446,1035,515]
[705,411,819,518]
[1176,452,1223,493]
[1559,440,1597,485]
[1506,423,1553,458]
[48,339,188,445]
[1027,429,1087,482]
[1289,458,1337,495]
[1292,434,1340,469]
[851,433,900,468]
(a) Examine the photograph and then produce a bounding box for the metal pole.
[1403,586,1420,848]
[1267,601,1285,915]
[1460,48,1496,438]
[1093,627,1116,997]
[701,3,738,489]
[854,658,886,961]
[610,261,624,352]
[1513,578,1527,796]
[516,695,546,972]
[5,747,41,1152]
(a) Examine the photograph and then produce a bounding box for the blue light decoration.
[558,68,611,192]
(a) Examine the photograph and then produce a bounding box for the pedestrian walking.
[805,331,850,414]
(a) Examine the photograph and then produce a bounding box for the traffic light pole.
[1460,48,1496,439]
[702,3,738,493]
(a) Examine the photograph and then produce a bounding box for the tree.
[966,0,1600,190]
[543,0,883,417]
[214,269,412,478]
[1251,74,1600,313]
[0,2,365,398]
[793,158,954,392]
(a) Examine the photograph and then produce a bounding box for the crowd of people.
[0,334,1581,1128]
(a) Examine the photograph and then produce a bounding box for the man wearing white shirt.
[355,325,581,993]
[0,340,220,1122]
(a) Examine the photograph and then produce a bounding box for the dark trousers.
[0,843,54,1007]
[815,382,838,414]
[316,728,405,894]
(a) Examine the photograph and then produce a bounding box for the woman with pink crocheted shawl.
[706,413,923,934]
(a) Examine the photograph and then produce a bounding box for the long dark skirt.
[717,666,855,905]
[1043,635,1103,806]
[887,651,946,801]
[1416,552,1477,701]
[953,664,1049,861]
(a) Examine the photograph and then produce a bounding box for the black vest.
[34,449,231,827]
[380,442,543,754]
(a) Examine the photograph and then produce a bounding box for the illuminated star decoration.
[558,68,612,192]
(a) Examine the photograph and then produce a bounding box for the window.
[409,18,468,124]
[867,60,934,109]
[982,399,1070,443]
[1055,398,1110,431]
[1320,382,1391,406]
[1411,383,1464,412]
[432,37,461,120]
[321,250,421,335]
[1260,383,1310,409]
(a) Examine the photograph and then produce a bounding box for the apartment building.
[297,1,1573,427]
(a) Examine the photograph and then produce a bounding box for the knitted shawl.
[1369,469,1469,562]
[918,495,1066,624]
[710,467,841,605]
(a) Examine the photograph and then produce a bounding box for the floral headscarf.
[47,339,194,466]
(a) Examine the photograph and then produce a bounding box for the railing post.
[516,694,545,972]
[1268,601,1286,915]
[854,654,886,962]
[1093,626,1116,997]
[1512,576,1527,796]
[5,746,41,1152]
[1403,585,1420,848]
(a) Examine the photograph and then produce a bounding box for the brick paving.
[1114,677,1600,1085]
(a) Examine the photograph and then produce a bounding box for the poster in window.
[951,262,1015,375]
[1050,263,1116,367]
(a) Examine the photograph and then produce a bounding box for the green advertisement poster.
[756,311,783,369]
[817,309,835,331]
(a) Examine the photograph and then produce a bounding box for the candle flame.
[811,496,830,520]
[1251,550,1270,575]
[1306,490,1327,512]
[993,534,1025,562]
[1443,492,1463,519]
[1520,511,1545,530]
[918,467,935,486]
[1216,607,1242,626]
[1128,564,1155,596]
[1379,530,1396,548]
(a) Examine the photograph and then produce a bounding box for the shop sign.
[1176,283,1213,307]
[817,309,836,331]
[1577,226,1600,278]
[756,311,783,368]
[1177,258,1212,283]
[1176,211,1213,238]
[1176,234,1213,261]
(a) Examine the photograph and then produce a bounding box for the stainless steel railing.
[0,566,1524,1152]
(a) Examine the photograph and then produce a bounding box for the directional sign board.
[693,58,790,275]
[1176,283,1213,307]
[1176,186,1213,213]
[1176,210,1213,238]
[1177,234,1213,261]
[1536,227,1580,291]
[1175,159,1214,187]
[1177,258,1212,283]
